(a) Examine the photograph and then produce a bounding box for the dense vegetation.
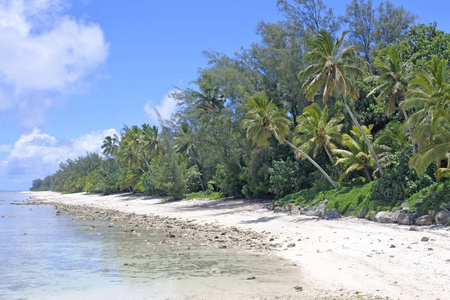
[31,0,450,214]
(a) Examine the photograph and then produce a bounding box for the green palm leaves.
[299,30,385,176]
[299,30,365,102]
[403,56,450,176]
[244,94,339,190]
[294,103,343,163]
[333,125,376,182]
[101,134,120,157]
[366,48,414,116]
[243,94,290,147]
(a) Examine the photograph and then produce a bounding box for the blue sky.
[0,0,449,191]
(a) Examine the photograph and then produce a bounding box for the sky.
[0,0,449,191]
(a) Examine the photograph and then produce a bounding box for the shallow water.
[0,192,303,300]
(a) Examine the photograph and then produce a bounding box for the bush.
[370,149,433,205]
[213,163,245,197]
[268,158,313,198]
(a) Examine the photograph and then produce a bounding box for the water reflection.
[0,192,302,299]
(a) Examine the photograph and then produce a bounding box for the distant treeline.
[31,0,450,203]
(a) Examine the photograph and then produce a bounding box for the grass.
[184,191,223,200]
[280,178,450,218]
[281,182,375,216]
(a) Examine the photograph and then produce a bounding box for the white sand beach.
[29,191,450,300]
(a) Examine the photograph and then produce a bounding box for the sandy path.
[28,191,450,300]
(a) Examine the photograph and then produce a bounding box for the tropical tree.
[402,56,450,177]
[293,103,344,163]
[366,47,416,153]
[243,93,339,190]
[333,124,380,182]
[141,124,163,158]
[299,29,385,175]
[101,134,120,157]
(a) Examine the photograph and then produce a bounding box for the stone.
[369,211,376,221]
[287,243,296,248]
[344,211,355,217]
[357,208,368,219]
[415,215,434,226]
[274,207,283,213]
[397,213,416,225]
[375,211,394,223]
[400,202,410,211]
[210,268,223,274]
[391,210,402,223]
[290,206,301,215]
[314,203,327,217]
[434,210,450,224]
[294,286,303,292]
[421,237,429,242]
[323,209,342,220]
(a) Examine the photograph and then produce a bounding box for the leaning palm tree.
[293,103,344,164]
[366,47,416,153]
[299,30,384,176]
[243,93,339,190]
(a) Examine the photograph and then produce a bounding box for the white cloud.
[0,144,11,152]
[0,0,109,127]
[0,128,117,189]
[144,90,178,124]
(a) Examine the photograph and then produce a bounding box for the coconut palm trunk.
[323,145,334,164]
[402,109,416,154]
[284,138,339,190]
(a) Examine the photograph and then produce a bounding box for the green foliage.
[408,179,450,216]
[281,181,374,215]
[268,158,312,198]
[213,164,245,197]
[152,140,186,200]
[241,147,276,198]
[184,191,223,200]
[370,149,434,206]
[136,172,159,196]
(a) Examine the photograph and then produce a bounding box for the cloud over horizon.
[0,0,109,128]
[0,128,117,190]
[144,90,178,125]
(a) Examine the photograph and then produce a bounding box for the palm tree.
[366,47,416,153]
[174,122,204,191]
[293,103,344,163]
[101,134,120,157]
[402,56,450,176]
[141,124,162,158]
[333,125,377,182]
[299,30,385,176]
[243,93,339,190]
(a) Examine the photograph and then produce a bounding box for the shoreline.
[29,191,450,299]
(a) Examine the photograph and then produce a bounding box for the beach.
[29,191,450,300]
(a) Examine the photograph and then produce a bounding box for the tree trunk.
[324,145,334,164]
[402,109,416,155]
[284,139,339,191]
[363,166,373,182]
[341,97,384,176]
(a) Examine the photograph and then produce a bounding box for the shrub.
[370,148,433,205]
[268,158,312,198]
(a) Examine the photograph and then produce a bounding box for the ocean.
[0,191,301,300]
